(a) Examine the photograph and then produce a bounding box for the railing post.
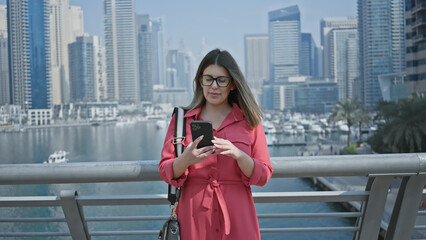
[355,176,393,240]
[385,175,426,240]
[60,190,90,240]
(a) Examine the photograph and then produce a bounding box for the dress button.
[214,209,218,212]
[216,229,219,233]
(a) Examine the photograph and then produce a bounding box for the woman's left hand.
[211,137,243,160]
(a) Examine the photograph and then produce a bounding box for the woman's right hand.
[172,135,215,178]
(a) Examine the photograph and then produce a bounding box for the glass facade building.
[405,0,426,94]
[137,14,154,102]
[104,0,139,103]
[358,0,406,110]
[269,5,301,82]
[68,36,95,102]
[7,0,51,110]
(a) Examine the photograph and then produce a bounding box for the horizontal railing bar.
[0,153,424,184]
[0,217,65,222]
[86,216,168,221]
[0,196,61,207]
[77,194,169,206]
[0,232,70,237]
[76,191,368,206]
[260,226,359,233]
[418,210,426,215]
[414,225,426,230]
[257,212,362,219]
[0,191,368,208]
[90,230,160,236]
[253,191,369,203]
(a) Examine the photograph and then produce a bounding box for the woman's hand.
[182,135,215,166]
[212,137,254,178]
[172,135,214,178]
[211,137,243,160]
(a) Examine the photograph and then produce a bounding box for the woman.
[159,49,273,239]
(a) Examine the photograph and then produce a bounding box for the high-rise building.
[151,17,166,86]
[68,35,96,102]
[358,0,405,110]
[300,33,318,77]
[333,29,359,100]
[7,0,52,110]
[405,0,426,94]
[92,36,107,102]
[320,17,357,80]
[244,34,269,100]
[0,4,9,106]
[50,0,84,105]
[104,0,139,103]
[269,5,301,82]
[166,49,195,90]
[137,14,154,102]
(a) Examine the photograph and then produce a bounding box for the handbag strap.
[168,107,186,206]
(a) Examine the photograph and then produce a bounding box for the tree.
[354,108,371,141]
[329,99,363,147]
[369,93,426,153]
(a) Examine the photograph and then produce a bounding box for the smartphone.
[190,121,214,148]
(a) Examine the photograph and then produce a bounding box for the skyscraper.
[68,35,96,102]
[244,34,269,102]
[358,0,405,109]
[50,0,84,105]
[0,4,9,105]
[166,49,195,90]
[333,29,359,100]
[104,0,139,103]
[137,14,154,102]
[300,33,317,77]
[151,17,166,86]
[7,0,51,110]
[405,0,426,94]
[269,5,301,82]
[320,17,357,80]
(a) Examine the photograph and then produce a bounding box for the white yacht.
[44,151,69,164]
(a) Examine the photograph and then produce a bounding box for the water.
[0,122,354,239]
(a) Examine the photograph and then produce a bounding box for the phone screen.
[190,121,214,148]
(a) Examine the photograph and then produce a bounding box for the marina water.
[0,121,355,239]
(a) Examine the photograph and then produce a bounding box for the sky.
[4,0,358,72]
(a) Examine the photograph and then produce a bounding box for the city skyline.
[68,0,357,69]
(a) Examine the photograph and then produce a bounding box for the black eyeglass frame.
[199,74,233,88]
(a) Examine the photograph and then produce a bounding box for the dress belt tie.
[187,178,243,235]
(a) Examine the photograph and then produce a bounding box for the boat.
[43,151,69,164]
[262,121,277,134]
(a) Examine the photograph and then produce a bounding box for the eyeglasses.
[199,74,232,87]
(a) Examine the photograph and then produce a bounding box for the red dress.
[159,104,273,240]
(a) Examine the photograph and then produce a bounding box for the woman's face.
[200,64,235,107]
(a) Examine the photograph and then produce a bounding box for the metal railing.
[0,153,425,239]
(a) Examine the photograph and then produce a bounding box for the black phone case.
[190,121,214,148]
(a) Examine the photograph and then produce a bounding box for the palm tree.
[329,99,363,147]
[354,108,371,141]
[374,93,426,153]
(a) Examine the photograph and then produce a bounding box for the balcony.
[0,153,425,239]
[412,17,426,29]
[413,33,426,43]
[413,3,426,14]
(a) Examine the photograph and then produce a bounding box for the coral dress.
[159,104,273,240]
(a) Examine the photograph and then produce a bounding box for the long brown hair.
[185,49,263,128]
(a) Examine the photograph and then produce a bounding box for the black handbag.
[158,107,186,240]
